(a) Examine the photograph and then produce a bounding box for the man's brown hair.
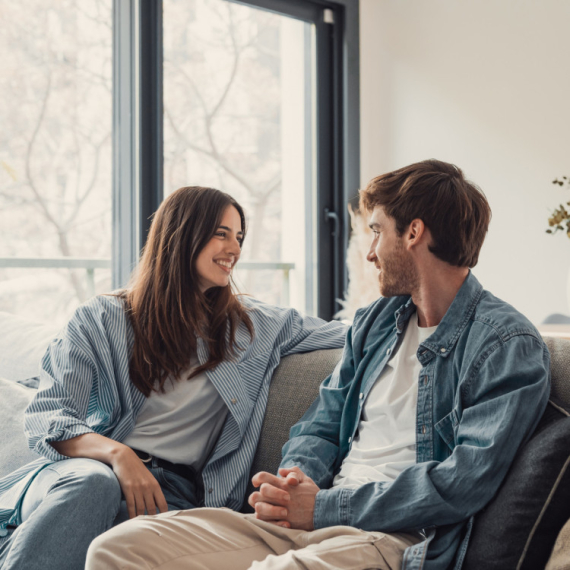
[359,159,491,268]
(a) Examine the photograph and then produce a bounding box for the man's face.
[366,206,418,297]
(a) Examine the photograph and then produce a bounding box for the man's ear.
[405,219,426,249]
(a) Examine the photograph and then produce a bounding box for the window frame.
[113,0,359,320]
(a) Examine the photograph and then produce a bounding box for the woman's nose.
[228,236,241,253]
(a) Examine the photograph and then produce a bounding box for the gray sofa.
[1,311,570,569]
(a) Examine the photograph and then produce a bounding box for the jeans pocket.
[155,468,198,510]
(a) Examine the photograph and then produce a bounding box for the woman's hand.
[109,446,169,518]
[51,433,168,519]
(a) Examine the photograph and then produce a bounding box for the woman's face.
[195,205,244,293]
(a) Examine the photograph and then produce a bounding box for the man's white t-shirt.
[333,312,437,488]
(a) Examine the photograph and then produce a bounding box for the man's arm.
[252,333,550,533]
[248,318,361,527]
[314,333,550,532]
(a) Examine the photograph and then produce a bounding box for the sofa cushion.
[0,378,40,479]
[544,336,570,413]
[0,311,58,383]
[463,402,570,570]
[546,517,570,570]
[242,348,343,511]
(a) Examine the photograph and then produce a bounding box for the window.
[0,0,113,325]
[2,0,357,322]
[163,0,317,313]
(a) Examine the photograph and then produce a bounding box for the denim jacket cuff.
[313,487,354,529]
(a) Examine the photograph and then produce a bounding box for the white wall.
[360,0,570,324]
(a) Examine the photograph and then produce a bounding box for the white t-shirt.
[333,312,437,488]
[123,357,228,469]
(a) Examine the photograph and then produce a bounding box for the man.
[86,160,550,570]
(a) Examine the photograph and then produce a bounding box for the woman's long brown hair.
[119,186,254,397]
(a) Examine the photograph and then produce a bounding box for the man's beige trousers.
[85,507,421,570]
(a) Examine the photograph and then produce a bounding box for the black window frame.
[113,0,359,320]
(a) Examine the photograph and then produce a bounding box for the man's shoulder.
[472,289,541,343]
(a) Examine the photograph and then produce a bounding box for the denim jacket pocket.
[434,408,460,451]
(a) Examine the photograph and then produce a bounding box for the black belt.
[132,448,197,482]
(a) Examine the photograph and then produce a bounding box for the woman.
[0,187,346,570]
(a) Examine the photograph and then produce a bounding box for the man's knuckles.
[251,471,273,486]
[254,501,288,518]
[248,491,262,506]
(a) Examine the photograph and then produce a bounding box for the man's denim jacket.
[280,272,550,570]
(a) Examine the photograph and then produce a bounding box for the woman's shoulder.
[73,293,126,321]
[64,293,130,343]
[237,294,300,321]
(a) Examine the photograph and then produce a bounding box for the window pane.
[0,0,113,326]
[163,0,317,314]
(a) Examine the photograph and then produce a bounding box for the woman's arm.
[26,301,168,519]
[52,433,168,518]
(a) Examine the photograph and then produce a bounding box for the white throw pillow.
[0,312,58,382]
[0,378,39,478]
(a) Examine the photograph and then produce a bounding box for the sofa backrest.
[244,337,570,510]
[243,348,343,508]
[544,337,570,413]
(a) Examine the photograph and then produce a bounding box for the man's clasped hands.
[248,467,319,531]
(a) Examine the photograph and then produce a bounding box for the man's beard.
[378,242,418,298]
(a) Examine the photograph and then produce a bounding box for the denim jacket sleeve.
[289,332,550,532]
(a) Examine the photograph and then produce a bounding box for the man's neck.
[411,266,469,328]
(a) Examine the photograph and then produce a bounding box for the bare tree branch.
[24,72,61,231]
[165,106,258,198]
[64,131,111,230]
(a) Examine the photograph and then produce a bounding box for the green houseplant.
[547,177,570,237]
[546,176,570,319]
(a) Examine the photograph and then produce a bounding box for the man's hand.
[248,466,319,531]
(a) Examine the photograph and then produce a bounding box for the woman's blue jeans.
[0,457,200,570]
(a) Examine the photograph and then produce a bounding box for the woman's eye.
[215,231,226,238]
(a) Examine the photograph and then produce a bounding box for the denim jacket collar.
[395,271,483,364]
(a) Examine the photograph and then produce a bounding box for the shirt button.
[359,393,364,399]
[348,437,352,443]
[422,425,426,434]
[386,348,392,355]
[231,398,237,404]
[208,488,213,494]
[440,347,446,353]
